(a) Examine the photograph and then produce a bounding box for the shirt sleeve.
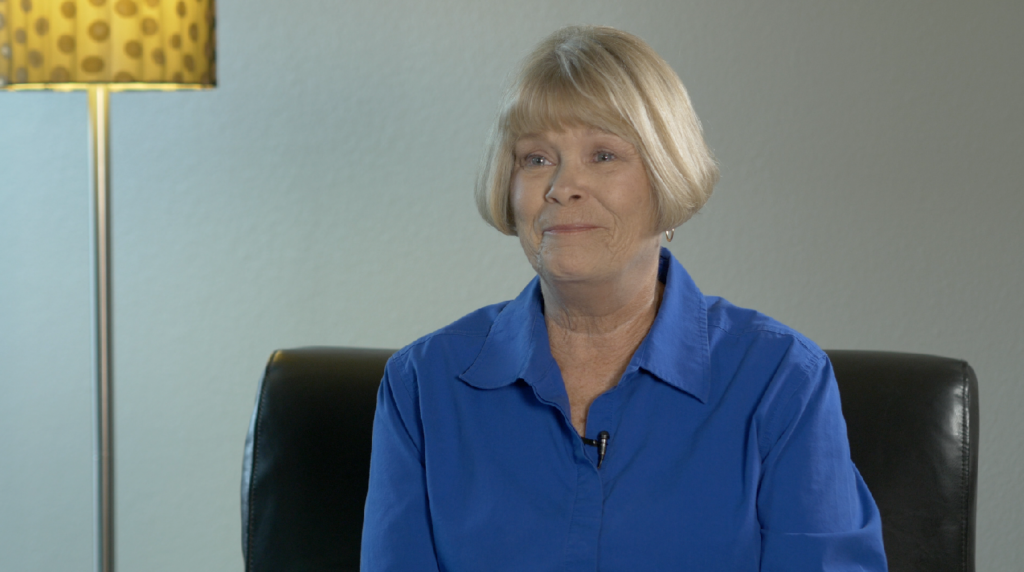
[360,358,440,572]
[757,352,888,572]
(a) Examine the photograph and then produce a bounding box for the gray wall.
[1,1,1020,570]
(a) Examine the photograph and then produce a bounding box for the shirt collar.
[460,275,552,388]
[635,248,711,403]
[460,248,711,404]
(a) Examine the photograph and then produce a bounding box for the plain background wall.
[1,0,1020,570]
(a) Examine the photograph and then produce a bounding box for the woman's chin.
[534,255,613,285]
[530,240,658,286]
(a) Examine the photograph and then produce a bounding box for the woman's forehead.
[511,122,637,153]
[515,125,618,143]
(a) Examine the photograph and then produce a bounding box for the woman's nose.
[545,163,585,204]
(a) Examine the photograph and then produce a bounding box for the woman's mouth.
[543,224,600,234]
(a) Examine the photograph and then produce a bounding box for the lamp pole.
[88,85,114,572]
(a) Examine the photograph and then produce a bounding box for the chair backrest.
[827,350,978,572]
[242,347,393,572]
[241,348,978,572]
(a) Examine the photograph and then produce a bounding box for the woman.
[362,25,887,571]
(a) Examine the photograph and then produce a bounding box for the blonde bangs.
[502,65,639,148]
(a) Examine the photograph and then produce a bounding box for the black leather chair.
[241,348,978,572]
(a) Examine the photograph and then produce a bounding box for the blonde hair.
[476,25,719,235]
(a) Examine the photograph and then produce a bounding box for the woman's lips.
[543,224,600,234]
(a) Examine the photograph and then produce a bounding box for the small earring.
[664,229,675,242]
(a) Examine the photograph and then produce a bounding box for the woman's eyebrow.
[516,133,548,143]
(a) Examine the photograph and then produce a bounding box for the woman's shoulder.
[661,250,826,373]
[702,295,828,377]
[387,300,513,374]
[700,296,839,456]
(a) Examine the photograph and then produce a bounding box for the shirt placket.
[565,379,623,572]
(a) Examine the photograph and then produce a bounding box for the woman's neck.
[541,252,663,348]
[541,252,665,434]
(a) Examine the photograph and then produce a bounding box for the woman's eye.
[523,155,550,167]
[595,151,615,162]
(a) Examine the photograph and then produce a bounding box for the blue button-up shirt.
[361,249,887,571]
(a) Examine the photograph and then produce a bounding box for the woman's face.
[511,126,661,286]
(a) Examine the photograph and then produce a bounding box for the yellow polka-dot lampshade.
[0,0,215,90]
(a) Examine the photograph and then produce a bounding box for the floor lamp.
[1,2,216,571]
